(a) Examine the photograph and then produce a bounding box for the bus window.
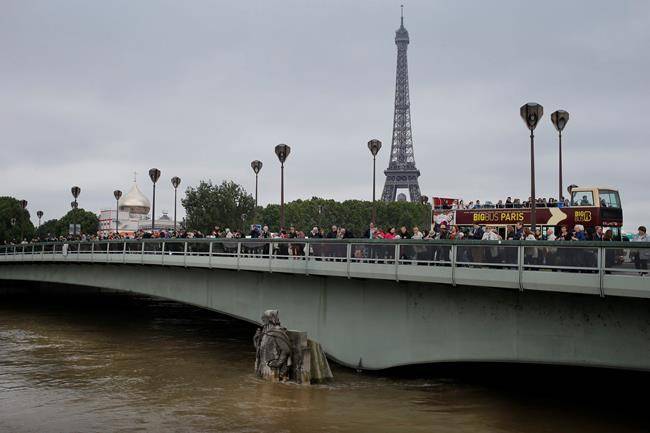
[571,191,594,206]
[598,190,621,208]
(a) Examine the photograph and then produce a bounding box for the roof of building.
[119,182,151,215]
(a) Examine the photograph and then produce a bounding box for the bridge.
[1,239,649,370]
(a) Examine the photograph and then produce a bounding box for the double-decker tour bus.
[431,186,623,239]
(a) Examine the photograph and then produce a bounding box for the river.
[0,287,648,433]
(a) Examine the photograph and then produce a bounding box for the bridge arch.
[3,260,650,371]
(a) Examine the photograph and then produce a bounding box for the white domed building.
[119,182,151,217]
[99,181,177,236]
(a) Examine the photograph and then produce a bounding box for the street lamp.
[274,144,291,230]
[113,190,122,234]
[551,110,570,203]
[36,210,43,229]
[251,160,263,208]
[520,102,543,231]
[149,168,161,231]
[70,186,81,235]
[367,139,382,224]
[171,176,181,231]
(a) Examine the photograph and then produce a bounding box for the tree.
[56,208,99,237]
[37,219,59,239]
[0,196,35,243]
[180,180,430,236]
[257,197,430,235]
[182,180,255,233]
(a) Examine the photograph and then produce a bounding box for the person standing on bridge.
[592,226,604,241]
[632,226,649,275]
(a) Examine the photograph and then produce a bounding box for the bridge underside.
[1,263,649,371]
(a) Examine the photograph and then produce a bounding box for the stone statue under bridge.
[254,310,332,384]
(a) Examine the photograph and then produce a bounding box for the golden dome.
[119,183,151,215]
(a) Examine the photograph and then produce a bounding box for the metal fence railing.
[2,239,649,296]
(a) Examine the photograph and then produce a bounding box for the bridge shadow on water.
[2,280,650,432]
[379,362,650,430]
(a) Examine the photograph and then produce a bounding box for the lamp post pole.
[551,110,570,203]
[280,164,284,229]
[367,139,382,225]
[250,161,263,208]
[419,195,430,231]
[530,128,536,231]
[520,103,543,231]
[274,145,290,231]
[149,168,161,231]
[171,176,181,231]
[113,190,122,234]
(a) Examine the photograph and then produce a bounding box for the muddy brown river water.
[0,287,648,432]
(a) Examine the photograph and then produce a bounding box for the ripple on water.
[1,291,650,433]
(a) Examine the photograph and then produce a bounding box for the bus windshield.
[598,190,621,208]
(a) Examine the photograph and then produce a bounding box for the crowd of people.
[5,222,647,244]
[445,197,567,210]
[437,194,611,210]
[3,222,648,272]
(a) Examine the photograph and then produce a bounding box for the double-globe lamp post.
[71,186,80,209]
[520,103,543,231]
[551,110,570,204]
[274,144,290,231]
[149,168,161,231]
[113,190,122,234]
[71,186,81,235]
[171,176,181,231]
[367,139,382,225]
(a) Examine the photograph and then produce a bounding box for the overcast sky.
[2,0,649,230]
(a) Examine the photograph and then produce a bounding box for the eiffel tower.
[381,6,421,202]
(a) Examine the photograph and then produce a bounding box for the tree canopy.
[257,197,430,236]
[181,180,430,236]
[182,180,256,234]
[55,208,99,236]
[0,196,35,243]
[37,219,59,239]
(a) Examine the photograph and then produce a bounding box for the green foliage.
[37,219,59,238]
[55,208,99,236]
[181,180,431,236]
[0,196,35,243]
[182,180,256,233]
[258,197,431,235]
